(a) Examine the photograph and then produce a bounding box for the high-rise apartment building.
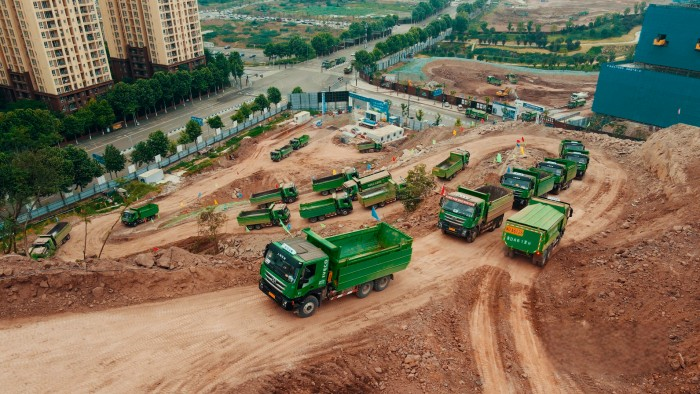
[0,0,113,112]
[99,0,205,80]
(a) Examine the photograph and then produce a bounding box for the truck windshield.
[442,199,475,218]
[539,164,562,176]
[565,154,588,164]
[122,212,133,220]
[265,247,299,283]
[502,176,531,190]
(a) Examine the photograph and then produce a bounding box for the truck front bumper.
[437,221,469,237]
[259,279,295,311]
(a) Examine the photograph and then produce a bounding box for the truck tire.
[356,282,372,298]
[505,247,514,258]
[254,224,262,230]
[379,201,386,207]
[340,209,349,216]
[318,215,326,221]
[466,231,477,243]
[321,190,330,196]
[493,216,504,230]
[309,217,318,223]
[373,276,390,291]
[297,296,319,318]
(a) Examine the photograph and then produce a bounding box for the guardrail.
[17,106,285,224]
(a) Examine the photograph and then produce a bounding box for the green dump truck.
[28,222,72,259]
[561,150,590,179]
[357,141,383,153]
[250,182,299,208]
[432,149,470,180]
[259,222,413,318]
[500,168,555,209]
[521,112,537,122]
[354,170,392,191]
[122,203,159,226]
[270,145,294,162]
[537,158,577,194]
[437,185,514,242]
[502,197,573,266]
[290,135,310,150]
[300,192,353,222]
[237,203,290,230]
[487,75,502,86]
[466,108,488,120]
[358,179,405,209]
[312,167,358,195]
[506,73,519,84]
[559,139,585,156]
[567,99,586,109]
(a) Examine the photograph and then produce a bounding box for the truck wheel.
[309,217,317,223]
[339,209,349,216]
[356,282,372,299]
[538,250,549,267]
[321,190,330,196]
[318,215,326,221]
[465,231,477,243]
[505,247,514,258]
[490,216,503,231]
[297,296,319,318]
[254,224,262,230]
[373,276,390,291]
[379,201,386,207]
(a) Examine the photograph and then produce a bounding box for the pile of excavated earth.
[0,114,698,393]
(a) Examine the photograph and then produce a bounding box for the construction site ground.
[421,59,598,109]
[1,113,698,393]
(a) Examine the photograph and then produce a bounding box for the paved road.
[77,2,459,157]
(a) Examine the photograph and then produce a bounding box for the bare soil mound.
[532,124,700,393]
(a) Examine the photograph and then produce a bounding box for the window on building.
[653,34,667,46]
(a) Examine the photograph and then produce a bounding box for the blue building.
[592,4,700,127]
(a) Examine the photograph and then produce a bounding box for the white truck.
[570,92,589,101]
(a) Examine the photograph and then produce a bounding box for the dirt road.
[1,122,630,392]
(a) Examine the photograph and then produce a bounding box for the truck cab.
[438,192,484,238]
[280,182,299,201]
[562,151,590,178]
[500,171,535,207]
[559,139,585,156]
[29,237,56,259]
[260,238,330,312]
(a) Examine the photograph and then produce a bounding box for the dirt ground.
[484,0,672,31]
[0,115,698,393]
[422,59,598,108]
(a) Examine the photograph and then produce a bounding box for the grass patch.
[184,159,214,176]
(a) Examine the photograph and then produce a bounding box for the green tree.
[134,79,156,119]
[0,109,62,153]
[152,72,174,112]
[253,94,269,114]
[399,164,435,212]
[147,130,170,159]
[433,113,442,126]
[3,148,72,253]
[292,86,303,94]
[266,87,282,109]
[206,115,224,130]
[63,145,104,191]
[197,206,228,244]
[103,144,125,178]
[130,141,151,166]
[179,120,203,144]
[108,82,137,126]
[62,114,85,143]
[416,109,424,121]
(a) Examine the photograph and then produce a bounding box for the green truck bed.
[312,168,357,194]
[305,222,413,290]
[355,170,392,190]
[358,180,399,208]
[299,194,351,219]
[502,197,572,266]
[432,150,470,180]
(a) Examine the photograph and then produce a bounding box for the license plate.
[268,292,276,299]
[448,227,456,232]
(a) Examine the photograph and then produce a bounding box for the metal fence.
[17,107,285,224]
[374,29,451,71]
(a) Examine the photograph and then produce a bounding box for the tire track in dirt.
[469,267,520,393]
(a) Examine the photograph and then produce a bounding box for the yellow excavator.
[496,87,511,98]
